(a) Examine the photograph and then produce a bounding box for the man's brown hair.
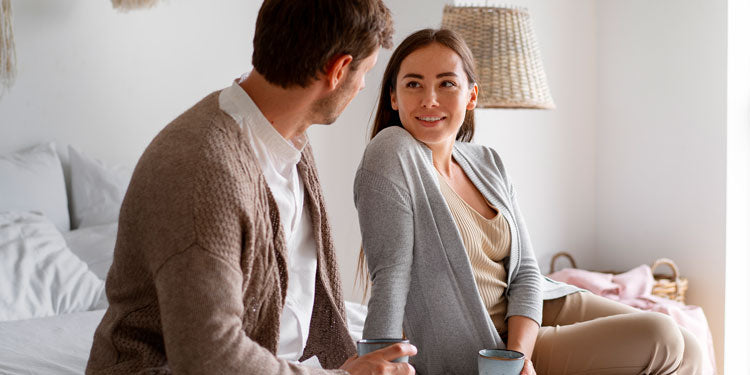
[252,0,394,89]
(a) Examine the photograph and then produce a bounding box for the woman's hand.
[520,357,536,375]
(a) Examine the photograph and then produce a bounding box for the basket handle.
[651,258,680,281]
[549,251,577,274]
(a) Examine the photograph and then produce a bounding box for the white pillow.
[68,146,132,229]
[62,222,118,280]
[0,143,70,232]
[0,211,106,321]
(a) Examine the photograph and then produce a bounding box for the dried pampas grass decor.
[112,0,160,12]
[0,0,16,96]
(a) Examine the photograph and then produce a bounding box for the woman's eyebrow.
[401,72,458,79]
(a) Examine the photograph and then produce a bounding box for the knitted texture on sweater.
[86,92,353,374]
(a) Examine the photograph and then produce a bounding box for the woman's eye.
[441,81,457,88]
[405,81,421,88]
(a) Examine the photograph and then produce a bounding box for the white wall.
[0,0,259,165]
[725,0,750,372]
[596,1,727,373]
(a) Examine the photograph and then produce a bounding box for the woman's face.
[391,43,478,148]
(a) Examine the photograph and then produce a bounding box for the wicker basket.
[548,251,688,303]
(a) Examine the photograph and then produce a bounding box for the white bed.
[0,304,368,375]
[0,143,367,374]
[0,309,106,374]
[0,303,368,375]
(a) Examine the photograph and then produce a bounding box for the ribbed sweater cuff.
[506,307,542,327]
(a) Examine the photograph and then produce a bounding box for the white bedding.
[61,223,117,281]
[0,212,105,321]
[0,302,368,374]
[0,309,105,375]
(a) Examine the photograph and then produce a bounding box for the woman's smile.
[415,115,447,127]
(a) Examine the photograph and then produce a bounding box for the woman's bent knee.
[634,312,684,373]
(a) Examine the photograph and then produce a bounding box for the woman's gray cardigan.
[354,127,578,375]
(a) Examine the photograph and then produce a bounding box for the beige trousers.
[531,292,702,375]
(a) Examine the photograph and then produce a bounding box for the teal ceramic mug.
[356,339,410,363]
[478,349,525,375]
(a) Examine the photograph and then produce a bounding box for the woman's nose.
[420,89,438,108]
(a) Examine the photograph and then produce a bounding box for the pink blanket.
[548,266,716,375]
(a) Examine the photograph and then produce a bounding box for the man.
[86,1,416,374]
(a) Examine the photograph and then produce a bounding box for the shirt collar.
[219,78,307,165]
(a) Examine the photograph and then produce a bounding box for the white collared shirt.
[219,79,318,362]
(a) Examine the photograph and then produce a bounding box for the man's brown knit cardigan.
[86,92,355,374]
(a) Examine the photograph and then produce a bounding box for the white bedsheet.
[61,223,117,281]
[0,302,368,374]
[0,309,105,375]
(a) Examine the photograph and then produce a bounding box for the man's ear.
[325,54,354,90]
[466,83,479,110]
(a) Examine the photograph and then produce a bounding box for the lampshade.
[441,5,555,109]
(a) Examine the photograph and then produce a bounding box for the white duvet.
[0,212,105,322]
[0,309,105,375]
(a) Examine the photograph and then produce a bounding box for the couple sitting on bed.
[86,1,702,374]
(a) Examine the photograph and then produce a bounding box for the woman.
[354,28,702,375]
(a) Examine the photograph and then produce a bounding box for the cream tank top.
[437,172,511,334]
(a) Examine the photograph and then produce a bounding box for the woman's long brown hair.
[357,28,479,299]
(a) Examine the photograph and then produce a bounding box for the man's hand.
[339,343,417,375]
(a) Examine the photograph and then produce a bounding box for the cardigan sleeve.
[354,168,414,339]
[502,176,543,326]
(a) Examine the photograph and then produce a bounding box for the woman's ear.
[466,83,478,110]
[390,89,398,111]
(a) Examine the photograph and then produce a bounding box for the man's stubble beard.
[310,72,358,125]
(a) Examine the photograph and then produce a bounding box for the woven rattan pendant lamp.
[442,3,554,109]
